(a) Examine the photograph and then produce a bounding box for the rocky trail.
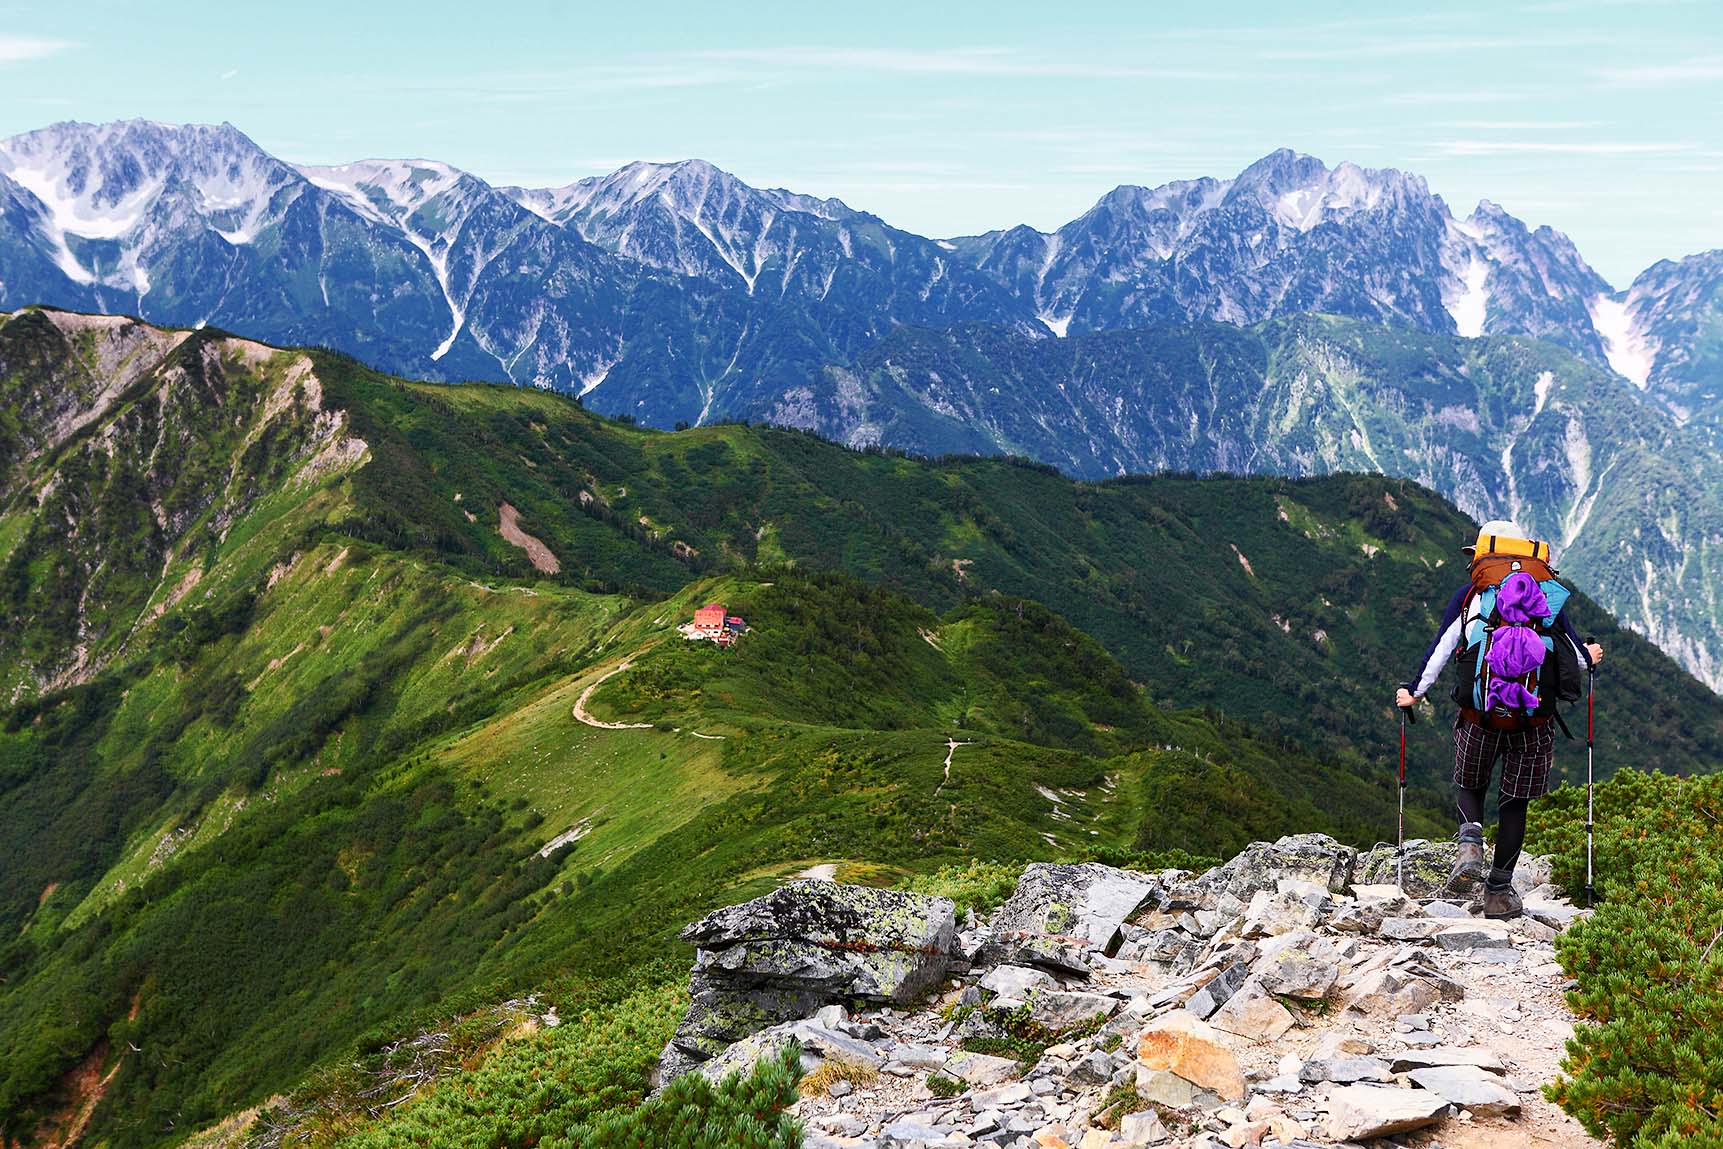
[656,834,1597,1149]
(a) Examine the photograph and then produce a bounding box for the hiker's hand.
[1586,642,1604,667]
[1396,687,1419,709]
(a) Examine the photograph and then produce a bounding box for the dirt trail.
[571,662,652,730]
[935,738,974,796]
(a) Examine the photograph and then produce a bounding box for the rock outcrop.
[660,880,956,1082]
[665,834,1593,1147]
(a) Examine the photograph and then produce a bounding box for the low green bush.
[560,1044,802,1149]
[1531,771,1723,1148]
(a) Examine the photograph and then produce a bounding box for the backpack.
[1450,559,1583,723]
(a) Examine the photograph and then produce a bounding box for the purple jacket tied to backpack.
[1483,572,1549,712]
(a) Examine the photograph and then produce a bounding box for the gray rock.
[1298,1056,1394,1084]
[1256,948,1339,1001]
[1408,1065,1522,1115]
[1208,982,1295,1043]
[1323,1083,1451,1140]
[1352,840,1459,899]
[662,881,954,1080]
[1388,1047,1507,1074]
[1136,1065,1223,1109]
[1183,834,1357,905]
[880,1118,947,1145]
[944,1050,1021,1085]
[1379,916,1443,940]
[1186,950,1256,1019]
[1069,1050,1115,1085]
[1329,897,1403,933]
[985,862,1163,965]
[1432,922,1514,951]
[980,964,1058,998]
[1423,900,1471,919]
[1119,1108,1172,1144]
[695,1018,882,1083]
[1027,989,1118,1030]
[1239,889,1326,937]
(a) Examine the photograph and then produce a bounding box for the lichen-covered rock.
[680,880,956,999]
[1352,840,1458,898]
[985,863,1163,969]
[661,881,954,1081]
[1177,834,1357,907]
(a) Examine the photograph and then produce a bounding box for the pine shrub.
[1535,771,1723,1148]
[559,1045,802,1149]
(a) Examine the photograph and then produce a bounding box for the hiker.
[1396,520,1602,919]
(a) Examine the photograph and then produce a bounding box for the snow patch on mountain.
[1589,294,1656,388]
[1445,256,1491,338]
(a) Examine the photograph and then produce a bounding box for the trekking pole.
[1585,637,1597,907]
[1397,700,1416,893]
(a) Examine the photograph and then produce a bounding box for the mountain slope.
[1,312,1717,1146]
[736,316,1722,691]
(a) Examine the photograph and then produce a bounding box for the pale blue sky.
[1,0,1718,284]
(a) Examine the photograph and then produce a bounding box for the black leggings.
[1457,787,1528,878]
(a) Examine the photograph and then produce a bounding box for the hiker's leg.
[1456,786,1488,825]
[1492,796,1529,875]
[1449,717,1494,891]
[1484,724,1552,919]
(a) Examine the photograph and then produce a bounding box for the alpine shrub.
[559,1044,802,1148]
[1536,771,1723,1148]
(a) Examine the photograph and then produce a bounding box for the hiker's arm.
[1559,611,1603,667]
[1404,584,1471,702]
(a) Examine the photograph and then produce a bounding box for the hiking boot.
[1482,868,1523,920]
[1447,823,1487,896]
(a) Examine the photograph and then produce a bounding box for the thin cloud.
[1436,139,1696,156]
[1596,54,1723,87]
[1437,120,1607,131]
[0,36,70,63]
[220,68,239,81]
[679,46,1234,81]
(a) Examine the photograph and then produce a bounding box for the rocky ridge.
[665,835,1593,1149]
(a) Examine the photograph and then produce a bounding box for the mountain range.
[1,308,1718,1145]
[0,120,1719,689]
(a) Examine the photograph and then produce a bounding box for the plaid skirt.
[1453,714,1555,799]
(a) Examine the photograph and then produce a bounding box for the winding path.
[935,738,974,796]
[571,662,653,730]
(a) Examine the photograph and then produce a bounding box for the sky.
[0,0,1718,285]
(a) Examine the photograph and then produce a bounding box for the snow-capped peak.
[296,159,467,226]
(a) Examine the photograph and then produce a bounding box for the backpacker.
[1451,538,1582,725]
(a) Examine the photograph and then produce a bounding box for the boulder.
[981,964,1059,998]
[1186,947,1257,1019]
[1238,889,1326,937]
[1118,1109,1171,1145]
[1136,1066,1223,1109]
[1388,1047,1507,1074]
[1352,840,1459,899]
[943,1050,1021,1086]
[661,881,954,1079]
[694,1018,882,1083]
[1207,982,1295,1043]
[986,863,1163,967]
[1323,1083,1451,1140]
[1408,1065,1522,1116]
[1298,1056,1393,1084]
[1432,922,1514,951]
[1255,948,1339,1001]
[1329,897,1404,933]
[1137,1011,1246,1101]
[1185,833,1357,904]
[1379,917,1443,941]
[1028,989,1120,1030]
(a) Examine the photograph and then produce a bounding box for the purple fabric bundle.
[1485,572,1550,711]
